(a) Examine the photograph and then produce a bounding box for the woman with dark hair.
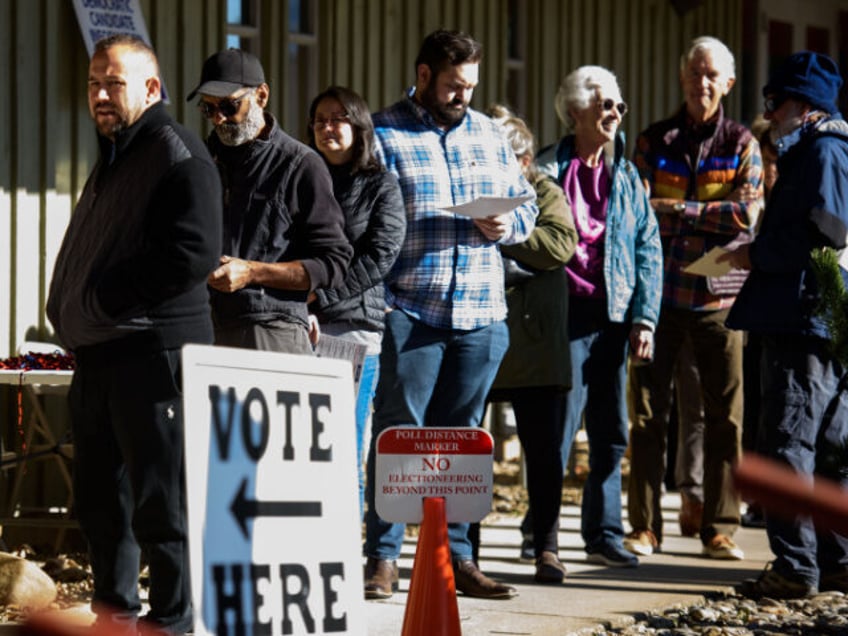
[307,86,406,518]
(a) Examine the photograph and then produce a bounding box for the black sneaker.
[741,504,766,528]
[739,562,817,599]
[820,569,848,593]
[586,542,638,568]
[519,536,534,563]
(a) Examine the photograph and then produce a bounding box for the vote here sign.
[182,344,364,636]
[374,426,494,523]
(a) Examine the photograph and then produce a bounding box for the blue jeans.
[363,310,510,561]
[559,298,630,551]
[759,334,848,586]
[356,354,380,519]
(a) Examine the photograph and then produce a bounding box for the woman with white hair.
[537,65,663,568]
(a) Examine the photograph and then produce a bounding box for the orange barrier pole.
[23,610,162,636]
[733,451,848,535]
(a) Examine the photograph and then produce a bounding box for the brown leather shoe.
[453,559,517,599]
[534,551,566,584]
[678,493,703,538]
[364,557,398,599]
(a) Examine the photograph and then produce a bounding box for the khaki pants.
[627,307,742,545]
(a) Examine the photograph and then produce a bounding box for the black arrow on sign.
[230,478,322,539]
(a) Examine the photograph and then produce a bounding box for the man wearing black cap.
[722,51,848,599]
[187,49,352,353]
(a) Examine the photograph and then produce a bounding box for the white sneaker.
[623,529,659,556]
[702,534,744,560]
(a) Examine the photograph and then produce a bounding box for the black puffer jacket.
[310,164,406,332]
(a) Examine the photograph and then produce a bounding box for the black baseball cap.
[186,49,266,101]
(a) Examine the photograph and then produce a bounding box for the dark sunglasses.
[764,94,788,114]
[600,98,628,116]
[198,93,249,119]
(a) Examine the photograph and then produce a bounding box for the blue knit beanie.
[763,51,843,114]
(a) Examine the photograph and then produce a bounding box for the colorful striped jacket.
[633,104,763,311]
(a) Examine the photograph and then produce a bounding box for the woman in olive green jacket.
[487,112,578,583]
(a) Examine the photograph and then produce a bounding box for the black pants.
[69,343,192,634]
[512,387,568,556]
[470,388,566,561]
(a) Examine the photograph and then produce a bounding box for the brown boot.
[364,557,398,599]
[452,559,517,599]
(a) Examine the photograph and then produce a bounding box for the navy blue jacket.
[727,116,848,338]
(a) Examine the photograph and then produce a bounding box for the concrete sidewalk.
[364,492,773,635]
[1,492,770,636]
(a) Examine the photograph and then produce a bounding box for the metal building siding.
[518,0,742,151]
[0,0,744,360]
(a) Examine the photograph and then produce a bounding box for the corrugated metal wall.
[0,0,227,359]
[314,0,741,151]
[0,0,742,358]
[0,0,741,543]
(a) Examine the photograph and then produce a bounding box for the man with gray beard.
[187,49,352,353]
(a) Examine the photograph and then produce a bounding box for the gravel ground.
[601,590,848,636]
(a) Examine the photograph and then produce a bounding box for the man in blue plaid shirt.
[362,29,538,601]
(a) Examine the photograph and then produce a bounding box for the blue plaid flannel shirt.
[373,92,538,330]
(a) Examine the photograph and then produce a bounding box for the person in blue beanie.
[721,50,848,599]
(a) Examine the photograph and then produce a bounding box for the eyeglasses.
[311,114,350,129]
[764,94,788,114]
[600,98,628,116]
[197,93,249,119]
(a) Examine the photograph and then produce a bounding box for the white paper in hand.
[683,247,732,277]
[442,194,535,219]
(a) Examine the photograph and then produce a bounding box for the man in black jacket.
[187,49,352,354]
[47,35,222,634]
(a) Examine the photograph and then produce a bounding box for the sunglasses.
[764,94,788,114]
[600,98,628,116]
[198,93,249,119]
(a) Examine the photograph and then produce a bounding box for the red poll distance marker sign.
[374,426,494,523]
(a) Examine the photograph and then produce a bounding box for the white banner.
[71,0,170,102]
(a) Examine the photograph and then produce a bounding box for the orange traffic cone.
[401,497,462,636]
